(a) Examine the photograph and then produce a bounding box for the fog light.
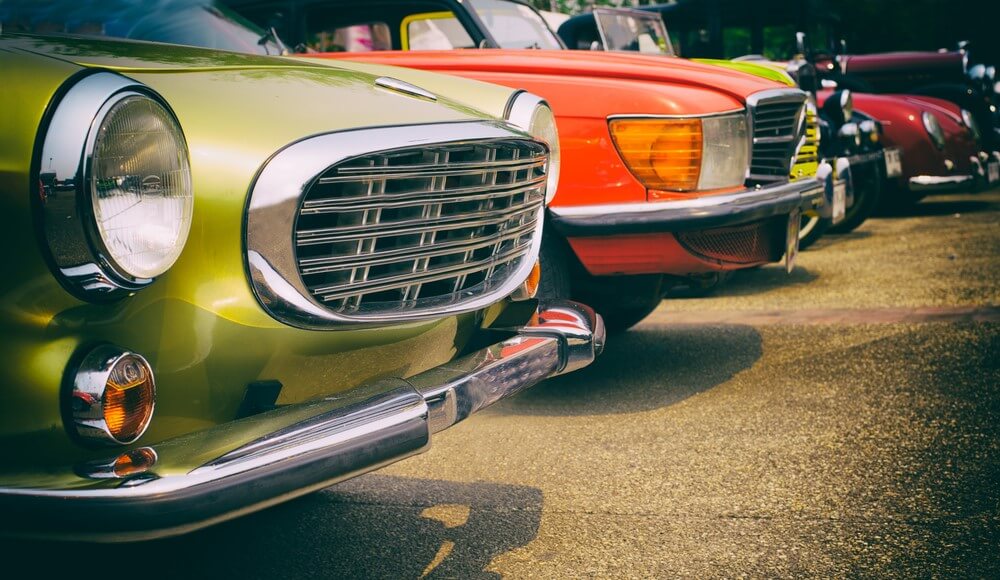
[70,344,156,446]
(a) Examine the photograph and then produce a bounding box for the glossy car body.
[233,0,824,327]
[821,90,989,195]
[0,31,602,540]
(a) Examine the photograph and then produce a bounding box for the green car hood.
[694,58,796,87]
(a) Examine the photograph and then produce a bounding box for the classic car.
[555,7,888,249]
[230,0,827,330]
[0,14,603,540]
[817,45,1000,154]
[627,2,996,206]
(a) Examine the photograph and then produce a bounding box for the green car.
[0,31,602,541]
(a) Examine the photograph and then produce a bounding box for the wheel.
[537,230,663,333]
[798,214,831,250]
[576,275,664,334]
[829,159,882,234]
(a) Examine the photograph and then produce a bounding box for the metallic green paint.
[694,58,796,87]
[0,34,528,475]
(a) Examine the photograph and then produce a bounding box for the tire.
[576,275,665,334]
[798,214,831,250]
[829,159,882,234]
[536,229,573,301]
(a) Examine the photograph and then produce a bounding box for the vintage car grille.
[748,90,808,185]
[790,103,821,180]
[676,217,786,266]
[293,139,547,314]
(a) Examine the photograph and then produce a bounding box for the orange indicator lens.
[609,119,703,191]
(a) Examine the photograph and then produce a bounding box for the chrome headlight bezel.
[961,108,981,141]
[35,72,193,301]
[921,111,946,150]
[506,91,560,204]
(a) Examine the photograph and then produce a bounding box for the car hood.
[3,34,507,140]
[314,49,786,103]
[842,51,963,74]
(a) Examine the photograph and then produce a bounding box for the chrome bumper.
[0,301,603,542]
[908,155,986,193]
[549,172,826,237]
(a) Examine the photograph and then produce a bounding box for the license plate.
[785,209,800,274]
[832,181,847,224]
[988,160,999,184]
[884,148,903,178]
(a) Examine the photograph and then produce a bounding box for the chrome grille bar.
[747,89,808,185]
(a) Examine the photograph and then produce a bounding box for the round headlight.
[506,92,560,204]
[90,94,193,280]
[921,111,946,149]
[960,109,981,141]
[36,73,193,300]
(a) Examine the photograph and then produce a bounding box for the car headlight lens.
[90,95,194,280]
[608,113,749,192]
[506,92,560,204]
[961,108,981,140]
[922,111,946,149]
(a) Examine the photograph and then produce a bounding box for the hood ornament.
[375,77,437,101]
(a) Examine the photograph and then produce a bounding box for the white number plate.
[786,209,800,274]
[832,181,847,224]
[884,148,903,178]
[988,160,999,184]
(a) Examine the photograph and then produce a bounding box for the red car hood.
[843,51,963,74]
[310,49,784,103]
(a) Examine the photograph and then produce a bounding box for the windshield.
[0,0,283,55]
[593,9,674,55]
[467,0,562,49]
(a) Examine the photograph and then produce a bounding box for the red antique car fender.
[817,90,982,194]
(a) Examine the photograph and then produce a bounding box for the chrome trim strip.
[606,109,745,120]
[0,301,603,542]
[908,174,975,193]
[549,177,825,236]
[374,76,437,101]
[245,121,545,330]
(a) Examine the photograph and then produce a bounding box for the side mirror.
[795,31,806,56]
[589,40,603,51]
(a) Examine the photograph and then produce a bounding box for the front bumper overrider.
[0,301,604,542]
[547,172,826,237]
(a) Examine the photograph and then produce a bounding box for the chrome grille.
[294,139,547,314]
[748,90,808,184]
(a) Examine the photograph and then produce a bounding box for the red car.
[232,0,827,331]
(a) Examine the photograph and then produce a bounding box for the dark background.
[535,0,1000,65]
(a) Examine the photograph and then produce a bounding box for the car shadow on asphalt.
[700,265,819,298]
[495,322,762,417]
[0,474,543,579]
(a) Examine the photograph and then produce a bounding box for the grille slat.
[749,91,807,185]
[293,139,547,315]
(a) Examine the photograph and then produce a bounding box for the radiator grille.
[294,139,547,314]
[748,91,808,184]
[676,217,787,265]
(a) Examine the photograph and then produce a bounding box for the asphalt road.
[3,190,998,578]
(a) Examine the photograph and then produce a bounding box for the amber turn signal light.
[609,118,703,191]
[69,344,156,446]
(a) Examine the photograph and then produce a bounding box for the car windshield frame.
[592,7,675,56]
[466,0,563,50]
[0,0,283,55]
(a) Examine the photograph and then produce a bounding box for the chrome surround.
[69,344,156,446]
[606,109,745,120]
[505,91,559,203]
[374,76,437,101]
[0,301,602,542]
[36,72,190,300]
[745,88,809,184]
[245,121,546,330]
